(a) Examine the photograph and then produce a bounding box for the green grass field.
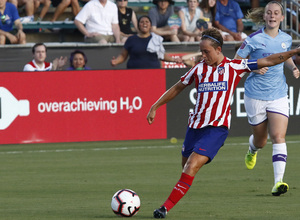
[0,135,299,220]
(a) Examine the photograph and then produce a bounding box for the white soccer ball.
[111,189,140,217]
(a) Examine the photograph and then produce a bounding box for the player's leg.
[181,155,188,168]
[244,95,268,169]
[267,111,289,196]
[154,126,228,218]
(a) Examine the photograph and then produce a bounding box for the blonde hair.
[246,1,284,24]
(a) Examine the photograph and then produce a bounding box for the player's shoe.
[153,206,167,218]
[272,181,289,196]
[245,150,257,170]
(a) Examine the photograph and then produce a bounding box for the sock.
[272,143,287,184]
[249,134,260,154]
[163,173,194,211]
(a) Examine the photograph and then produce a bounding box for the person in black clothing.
[117,0,138,43]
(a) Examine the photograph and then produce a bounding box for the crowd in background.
[0,0,299,70]
[2,0,295,45]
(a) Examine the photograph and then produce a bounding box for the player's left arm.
[284,57,299,79]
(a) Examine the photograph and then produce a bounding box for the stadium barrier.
[0,42,299,144]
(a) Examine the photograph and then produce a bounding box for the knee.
[270,135,285,144]
[45,0,51,6]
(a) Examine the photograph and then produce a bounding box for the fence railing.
[282,0,300,39]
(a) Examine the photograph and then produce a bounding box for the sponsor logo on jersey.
[262,53,273,57]
[198,81,227,93]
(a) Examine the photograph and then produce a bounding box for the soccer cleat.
[272,181,289,196]
[153,206,167,218]
[245,150,257,169]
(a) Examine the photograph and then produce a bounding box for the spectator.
[199,0,216,29]
[74,0,121,44]
[285,1,300,33]
[34,0,51,21]
[214,0,247,41]
[111,15,182,69]
[148,0,180,42]
[23,43,67,71]
[8,0,34,23]
[117,0,138,43]
[0,0,26,44]
[178,0,203,42]
[67,50,91,70]
[50,0,82,22]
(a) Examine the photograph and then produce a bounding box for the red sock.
[163,173,194,211]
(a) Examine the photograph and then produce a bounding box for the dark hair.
[152,0,174,5]
[32,43,47,54]
[201,28,223,48]
[69,50,87,68]
[199,0,216,23]
[137,15,152,31]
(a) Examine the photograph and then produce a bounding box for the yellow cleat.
[272,181,289,196]
[245,150,257,170]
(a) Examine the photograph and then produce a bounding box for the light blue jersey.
[237,28,292,100]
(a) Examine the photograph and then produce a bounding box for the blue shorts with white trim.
[182,126,229,163]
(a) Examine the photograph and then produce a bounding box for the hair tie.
[202,35,221,45]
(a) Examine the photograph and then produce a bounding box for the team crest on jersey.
[281,42,287,49]
[218,67,225,75]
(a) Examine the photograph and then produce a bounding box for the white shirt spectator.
[75,0,119,35]
[23,60,52,71]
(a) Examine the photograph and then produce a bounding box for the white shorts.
[244,95,289,126]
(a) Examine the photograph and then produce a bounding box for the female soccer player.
[147,28,300,218]
[235,1,299,196]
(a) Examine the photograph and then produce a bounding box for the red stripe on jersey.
[28,61,37,68]
[181,58,251,129]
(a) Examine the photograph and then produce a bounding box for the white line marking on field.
[0,140,299,155]
[0,145,177,155]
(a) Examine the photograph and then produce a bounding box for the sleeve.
[23,64,34,71]
[11,4,20,21]
[124,35,133,51]
[75,3,89,24]
[233,1,244,19]
[148,8,158,27]
[244,59,258,71]
[236,39,253,59]
[214,2,220,22]
[180,65,197,85]
[111,4,119,24]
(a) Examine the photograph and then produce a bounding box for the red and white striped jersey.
[181,57,254,129]
[23,60,52,71]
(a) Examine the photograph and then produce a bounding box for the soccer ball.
[111,189,140,217]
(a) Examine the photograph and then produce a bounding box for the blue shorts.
[182,126,229,163]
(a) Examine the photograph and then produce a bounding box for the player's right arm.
[235,54,268,75]
[257,46,300,69]
[147,80,187,125]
